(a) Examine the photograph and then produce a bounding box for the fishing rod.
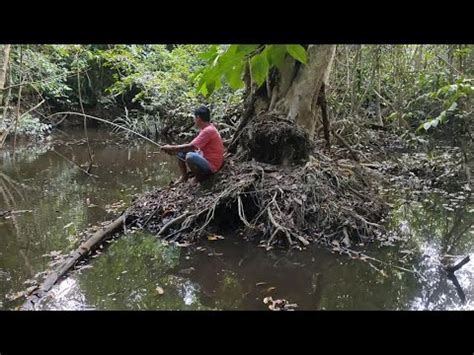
[47,111,165,148]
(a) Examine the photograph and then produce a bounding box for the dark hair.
[194,105,211,122]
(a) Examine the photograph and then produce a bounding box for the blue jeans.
[177,152,213,176]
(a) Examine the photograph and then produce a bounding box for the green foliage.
[417,78,473,132]
[0,113,52,138]
[286,44,307,64]
[266,45,287,70]
[250,52,269,87]
[7,45,244,138]
[10,46,73,105]
[9,45,115,110]
[195,44,308,97]
[329,44,473,139]
[16,114,52,136]
[93,45,243,136]
[9,44,471,143]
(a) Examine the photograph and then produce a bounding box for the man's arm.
[161,143,196,155]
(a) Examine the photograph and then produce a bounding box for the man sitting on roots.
[161,106,225,185]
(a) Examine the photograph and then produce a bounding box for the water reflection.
[384,189,474,310]
[38,278,92,310]
[1,129,473,310]
[0,129,178,309]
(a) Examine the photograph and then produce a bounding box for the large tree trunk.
[237,45,336,165]
[274,45,336,138]
[0,44,11,107]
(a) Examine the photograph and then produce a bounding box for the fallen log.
[21,213,127,310]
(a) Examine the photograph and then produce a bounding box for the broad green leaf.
[235,44,258,55]
[226,62,245,90]
[217,50,243,72]
[204,67,220,84]
[286,45,307,64]
[205,80,216,96]
[225,45,239,56]
[215,77,222,91]
[198,45,218,60]
[199,83,208,97]
[266,45,287,70]
[250,53,269,87]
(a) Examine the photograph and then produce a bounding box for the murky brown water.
[1,129,473,310]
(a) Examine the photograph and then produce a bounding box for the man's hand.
[161,145,176,155]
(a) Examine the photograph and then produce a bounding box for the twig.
[435,54,463,75]
[340,206,384,230]
[237,194,254,228]
[51,114,68,127]
[291,232,310,246]
[373,89,395,112]
[19,100,45,120]
[163,225,191,241]
[332,129,359,162]
[142,206,160,228]
[157,212,190,237]
[267,204,294,247]
[252,190,278,223]
[320,240,426,280]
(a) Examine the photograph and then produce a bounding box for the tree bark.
[318,82,331,147]
[0,44,11,106]
[273,45,336,139]
[12,46,23,156]
[235,45,337,164]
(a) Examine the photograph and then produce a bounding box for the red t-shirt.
[190,124,224,173]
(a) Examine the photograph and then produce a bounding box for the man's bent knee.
[185,152,212,176]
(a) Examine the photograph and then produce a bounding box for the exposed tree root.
[128,149,389,251]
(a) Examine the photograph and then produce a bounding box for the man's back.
[191,124,224,173]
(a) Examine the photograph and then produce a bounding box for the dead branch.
[22,214,127,310]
